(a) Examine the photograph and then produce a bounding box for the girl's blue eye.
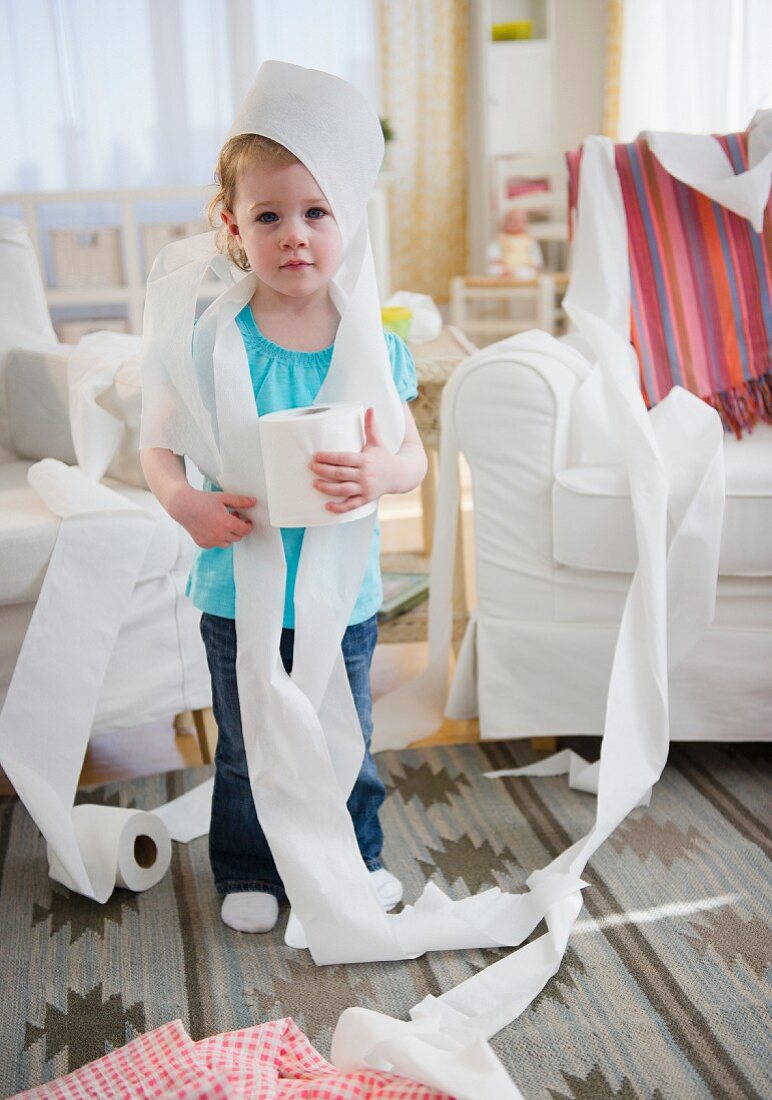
[307,208,327,219]
[257,212,277,223]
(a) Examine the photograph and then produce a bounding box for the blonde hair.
[207,133,301,271]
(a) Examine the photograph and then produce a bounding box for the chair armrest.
[445,339,588,611]
[448,340,588,486]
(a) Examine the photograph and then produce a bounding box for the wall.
[552,0,607,151]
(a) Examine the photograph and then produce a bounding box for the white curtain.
[618,0,772,140]
[0,0,378,192]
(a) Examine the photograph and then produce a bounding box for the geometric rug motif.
[1,738,770,1098]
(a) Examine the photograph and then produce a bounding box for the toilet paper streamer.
[0,458,168,903]
[356,136,723,1088]
[259,403,376,527]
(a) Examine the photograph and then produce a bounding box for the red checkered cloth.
[12,1017,454,1100]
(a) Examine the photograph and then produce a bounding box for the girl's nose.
[281,219,309,249]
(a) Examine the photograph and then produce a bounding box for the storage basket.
[142,220,209,278]
[50,227,124,288]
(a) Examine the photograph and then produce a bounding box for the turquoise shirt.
[186,306,418,627]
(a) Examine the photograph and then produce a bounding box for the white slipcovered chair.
[0,218,211,755]
[445,345,771,743]
[444,125,772,745]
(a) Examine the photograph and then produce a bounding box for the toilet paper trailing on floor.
[0,459,159,903]
[47,805,171,896]
[259,402,376,527]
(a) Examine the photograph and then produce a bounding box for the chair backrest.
[493,152,569,267]
[0,218,59,452]
[566,135,772,436]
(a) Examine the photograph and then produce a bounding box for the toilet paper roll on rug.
[47,805,171,896]
[259,402,376,527]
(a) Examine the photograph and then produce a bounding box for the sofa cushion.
[553,424,772,577]
[0,461,192,606]
[0,219,59,454]
[6,345,146,488]
[6,347,77,465]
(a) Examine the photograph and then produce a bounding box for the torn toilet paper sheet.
[484,750,652,806]
[153,774,214,843]
[383,291,443,343]
[0,460,167,902]
[485,749,602,795]
[647,109,772,231]
[67,330,143,481]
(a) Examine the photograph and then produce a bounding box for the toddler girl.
[141,96,427,935]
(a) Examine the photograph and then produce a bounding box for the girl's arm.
[140,447,256,549]
[310,403,428,514]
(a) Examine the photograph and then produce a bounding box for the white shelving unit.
[467,0,606,273]
[0,177,395,336]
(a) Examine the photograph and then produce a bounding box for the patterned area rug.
[1,739,770,1099]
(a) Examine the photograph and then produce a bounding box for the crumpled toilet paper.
[383,291,443,343]
[0,459,167,903]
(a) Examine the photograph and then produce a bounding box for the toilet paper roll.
[259,402,377,527]
[47,805,171,897]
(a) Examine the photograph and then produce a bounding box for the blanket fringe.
[705,371,772,438]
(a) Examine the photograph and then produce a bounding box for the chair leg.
[173,711,192,735]
[530,736,557,752]
[536,274,555,335]
[192,708,214,765]
[450,275,465,331]
[420,448,439,555]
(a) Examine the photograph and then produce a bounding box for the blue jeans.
[199,612,385,899]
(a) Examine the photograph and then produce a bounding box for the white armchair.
[446,341,771,742]
[445,120,772,745]
[0,218,211,756]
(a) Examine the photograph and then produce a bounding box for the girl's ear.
[221,209,240,240]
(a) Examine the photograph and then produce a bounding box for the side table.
[407,325,478,617]
[450,272,569,343]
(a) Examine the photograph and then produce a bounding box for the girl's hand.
[310,407,398,513]
[167,485,257,548]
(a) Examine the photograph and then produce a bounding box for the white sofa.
[0,218,210,738]
[447,342,772,743]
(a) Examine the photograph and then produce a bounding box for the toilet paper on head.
[47,804,172,897]
[259,402,376,527]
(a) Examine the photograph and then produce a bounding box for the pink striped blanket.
[567,132,772,436]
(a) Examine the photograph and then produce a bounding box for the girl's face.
[222,160,342,305]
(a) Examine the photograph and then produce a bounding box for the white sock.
[221,891,279,933]
[369,868,403,911]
